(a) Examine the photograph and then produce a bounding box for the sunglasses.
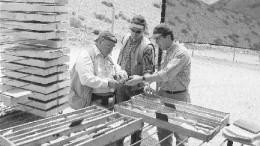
[102,36,117,43]
[130,28,142,34]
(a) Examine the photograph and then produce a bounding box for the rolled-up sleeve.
[76,52,108,88]
[157,53,190,82]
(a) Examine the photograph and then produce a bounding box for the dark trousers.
[157,89,191,146]
[115,85,143,146]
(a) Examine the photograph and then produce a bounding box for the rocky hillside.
[67,0,161,48]
[67,0,260,51]
[211,0,260,22]
[164,0,260,50]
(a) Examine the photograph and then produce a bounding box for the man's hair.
[161,31,174,40]
[152,23,174,40]
[95,31,117,43]
[131,15,148,30]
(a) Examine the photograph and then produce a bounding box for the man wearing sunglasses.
[116,15,155,146]
[69,31,128,110]
[125,23,191,146]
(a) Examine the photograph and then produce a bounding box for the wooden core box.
[115,94,230,142]
[0,105,143,146]
[0,0,70,117]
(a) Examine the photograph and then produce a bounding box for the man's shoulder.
[122,33,131,43]
[174,42,191,58]
[175,42,188,52]
[143,43,154,53]
[142,36,151,44]
[78,45,97,58]
[141,36,153,50]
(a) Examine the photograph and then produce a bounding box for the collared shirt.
[157,41,191,91]
[118,36,154,76]
[75,45,123,93]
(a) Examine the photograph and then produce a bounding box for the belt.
[92,92,114,100]
[164,90,186,94]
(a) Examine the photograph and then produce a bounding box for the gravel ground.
[188,56,260,146]
[68,46,260,145]
[1,48,259,145]
[190,56,260,124]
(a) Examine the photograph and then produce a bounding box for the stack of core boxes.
[0,0,70,117]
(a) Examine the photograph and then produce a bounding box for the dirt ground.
[1,41,259,145]
[186,56,260,146]
[68,45,260,146]
[1,35,259,145]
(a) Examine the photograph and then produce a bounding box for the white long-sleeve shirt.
[75,45,126,93]
[157,42,191,92]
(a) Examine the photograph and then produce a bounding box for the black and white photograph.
[0,0,260,145]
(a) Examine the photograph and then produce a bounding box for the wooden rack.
[0,0,70,117]
[0,105,143,146]
[115,94,230,142]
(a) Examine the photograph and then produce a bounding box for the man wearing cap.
[116,15,155,146]
[69,31,128,110]
[125,23,191,146]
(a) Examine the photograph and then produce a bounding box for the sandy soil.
[188,56,260,145]
[67,43,260,145]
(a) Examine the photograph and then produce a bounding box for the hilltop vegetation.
[211,0,260,23]
[67,0,260,50]
[165,0,260,50]
[67,0,161,47]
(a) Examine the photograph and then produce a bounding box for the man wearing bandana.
[116,15,155,146]
[125,23,191,146]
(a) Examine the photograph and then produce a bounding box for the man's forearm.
[144,72,163,83]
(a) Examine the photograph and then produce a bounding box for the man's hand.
[113,71,128,87]
[144,84,156,95]
[125,75,143,86]
[118,72,128,81]
[108,79,120,89]
[116,73,128,87]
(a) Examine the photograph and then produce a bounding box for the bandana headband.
[130,23,144,29]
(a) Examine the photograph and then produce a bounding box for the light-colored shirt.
[157,41,191,91]
[75,45,125,93]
